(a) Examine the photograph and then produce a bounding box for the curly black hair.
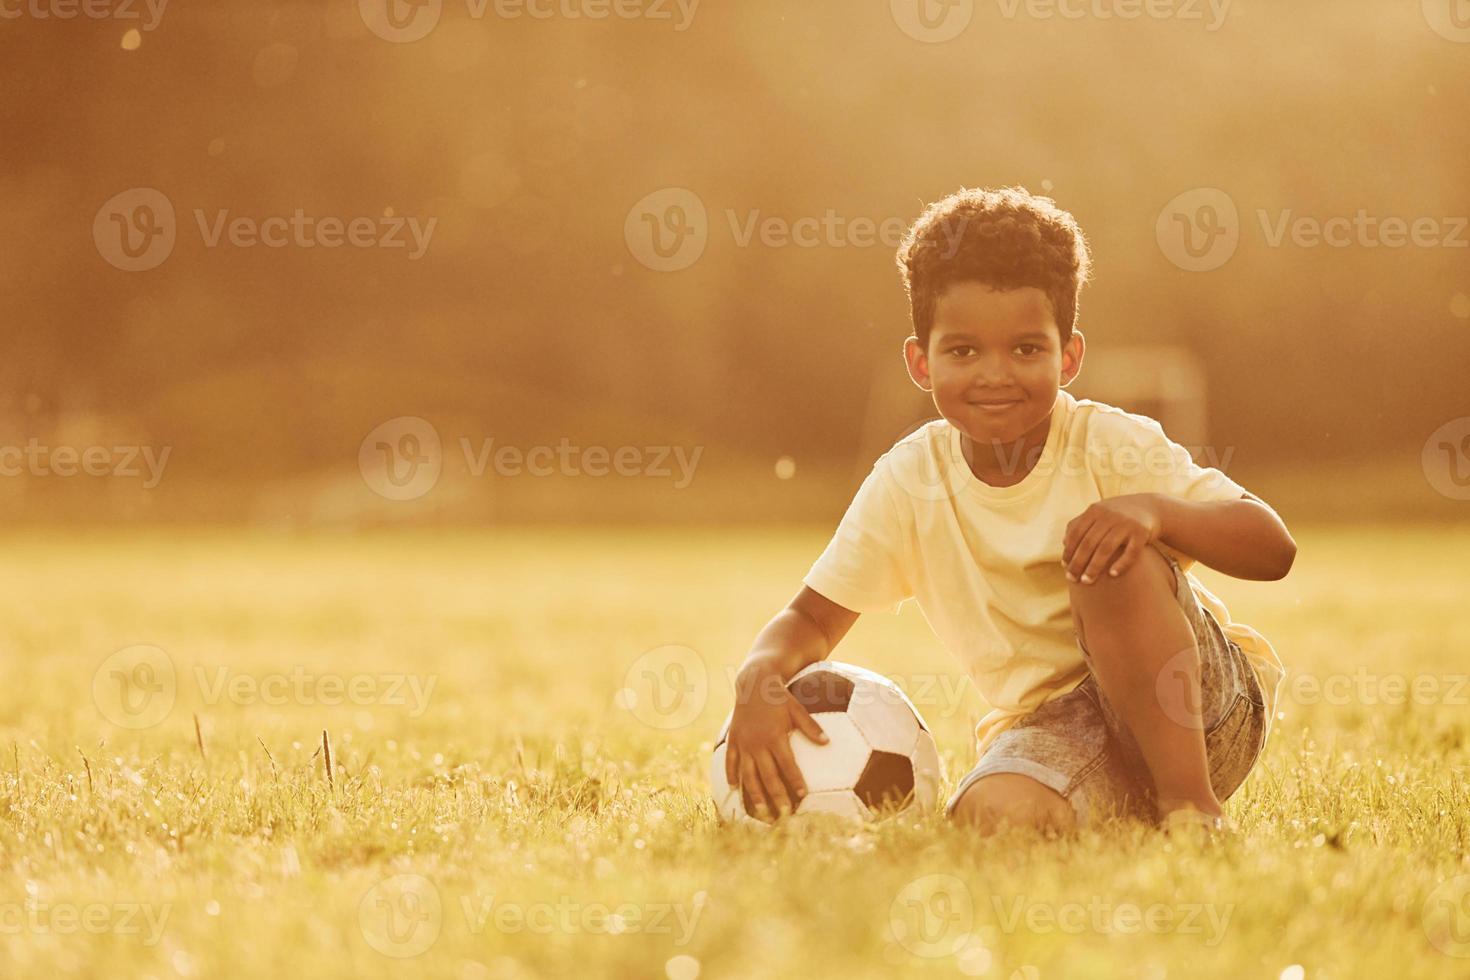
[895,186,1093,349]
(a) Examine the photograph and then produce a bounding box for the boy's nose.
[971,354,1014,385]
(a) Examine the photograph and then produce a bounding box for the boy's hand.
[1062,493,1164,584]
[725,664,829,822]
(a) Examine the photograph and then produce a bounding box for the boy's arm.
[1078,411,1298,583]
[1064,491,1297,584]
[735,586,860,689]
[726,587,859,820]
[1153,491,1297,580]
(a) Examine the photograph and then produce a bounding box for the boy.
[724,186,1293,834]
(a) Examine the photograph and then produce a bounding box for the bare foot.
[1157,796,1224,820]
[1158,802,1234,838]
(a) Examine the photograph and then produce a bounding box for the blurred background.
[2,0,1468,527]
[2,12,1468,975]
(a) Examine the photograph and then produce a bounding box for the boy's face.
[903,282,1084,449]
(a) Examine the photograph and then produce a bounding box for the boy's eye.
[948,346,975,357]
[1015,344,1041,356]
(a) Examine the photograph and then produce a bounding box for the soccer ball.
[710,660,943,822]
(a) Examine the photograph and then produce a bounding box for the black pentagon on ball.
[786,668,855,714]
[854,750,915,809]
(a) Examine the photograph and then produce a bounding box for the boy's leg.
[1067,544,1220,818]
[949,772,1075,835]
[943,680,1153,834]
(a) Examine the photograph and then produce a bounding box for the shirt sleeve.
[1088,410,1251,571]
[1091,410,1249,505]
[802,458,914,615]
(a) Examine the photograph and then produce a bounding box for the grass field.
[1,524,1468,980]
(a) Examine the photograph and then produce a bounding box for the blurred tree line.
[1,1,1466,521]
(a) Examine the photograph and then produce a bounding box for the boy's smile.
[904,282,1085,485]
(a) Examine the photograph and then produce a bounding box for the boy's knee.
[1079,542,1174,594]
[950,773,1076,836]
[1068,544,1177,636]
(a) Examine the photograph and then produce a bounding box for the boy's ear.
[1059,329,1085,388]
[902,336,932,392]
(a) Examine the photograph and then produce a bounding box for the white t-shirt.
[803,388,1284,755]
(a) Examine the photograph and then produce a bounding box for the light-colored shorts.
[945,548,1272,826]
